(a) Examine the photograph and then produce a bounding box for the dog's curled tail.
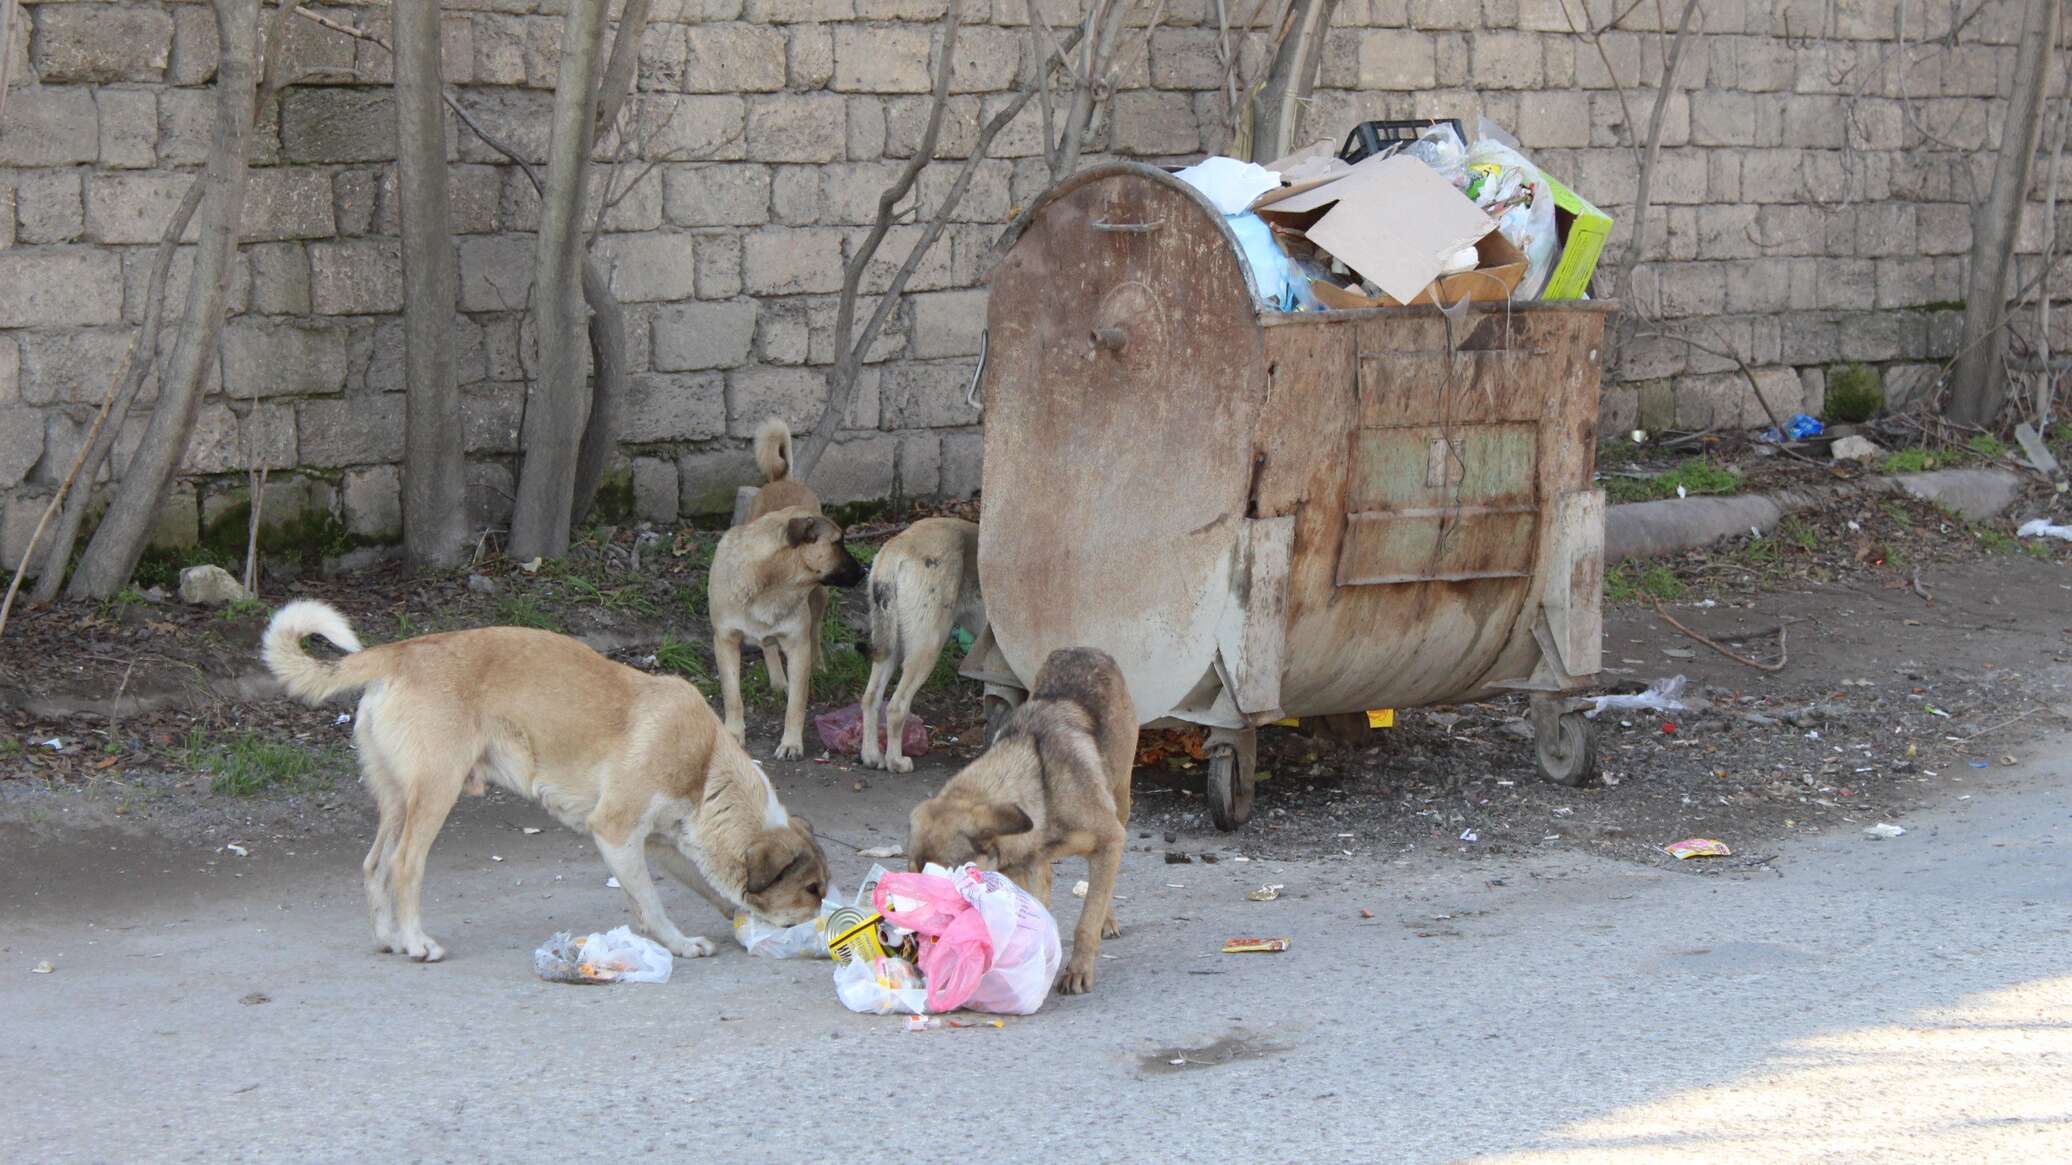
[753,416,793,483]
[263,599,371,705]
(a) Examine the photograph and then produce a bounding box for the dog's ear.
[744,832,803,894]
[973,802,1035,843]
[785,515,822,547]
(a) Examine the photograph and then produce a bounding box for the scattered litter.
[857,844,904,860]
[1247,884,1284,902]
[1359,909,1375,919]
[517,557,543,573]
[1925,705,1951,718]
[1222,937,1290,954]
[2001,755,2018,766]
[1459,829,1479,842]
[2016,519,2072,542]
[1662,648,1695,659]
[874,864,1061,1014]
[522,827,542,835]
[1071,880,1089,898]
[605,876,619,887]
[1662,838,1732,860]
[31,962,53,974]
[1864,823,1907,840]
[834,953,929,1016]
[1586,675,1687,719]
[1174,156,1283,215]
[490,855,504,863]
[1968,759,1990,769]
[815,704,930,758]
[533,926,672,985]
[40,738,61,751]
[1758,414,1824,443]
[222,843,248,858]
[333,712,351,725]
[1164,851,1194,864]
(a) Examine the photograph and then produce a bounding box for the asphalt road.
[4,731,2069,1164]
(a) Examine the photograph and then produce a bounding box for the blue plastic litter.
[1758,414,1824,443]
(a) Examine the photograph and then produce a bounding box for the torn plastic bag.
[2017,519,2072,542]
[1227,212,1299,310]
[874,864,1061,1014]
[733,893,843,958]
[1462,138,1558,297]
[1175,156,1282,215]
[833,952,930,1015]
[815,703,930,759]
[533,926,673,985]
[1585,675,1689,720]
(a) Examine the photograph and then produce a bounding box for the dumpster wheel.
[1530,697,1598,787]
[1206,728,1257,831]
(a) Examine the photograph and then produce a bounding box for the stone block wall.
[1,0,2065,572]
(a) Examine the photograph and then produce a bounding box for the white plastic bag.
[2017,518,2072,542]
[875,864,1062,1015]
[833,953,931,1016]
[1586,675,1689,720]
[1174,156,1282,215]
[1463,138,1558,297]
[733,894,841,958]
[533,925,673,985]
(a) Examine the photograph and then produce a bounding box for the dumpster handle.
[965,328,988,409]
[1090,218,1164,233]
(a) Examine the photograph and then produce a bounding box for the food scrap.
[1662,838,1732,860]
[1222,936,1290,954]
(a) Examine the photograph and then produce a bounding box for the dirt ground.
[4,480,2069,882]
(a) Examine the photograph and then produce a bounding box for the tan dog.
[262,600,829,963]
[709,507,866,759]
[737,416,844,693]
[859,517,984,774]
[906,647,1136,994]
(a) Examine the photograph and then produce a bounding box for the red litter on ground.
[1661,722,1678,734]
[1223,937,1291,954]
[1663,838,1731,860]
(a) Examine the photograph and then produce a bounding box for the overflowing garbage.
[533,926,673,985]
[1173,116,1611,312]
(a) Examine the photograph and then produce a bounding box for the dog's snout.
[828,551,867,588]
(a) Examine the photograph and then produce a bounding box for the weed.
[395,611,420,639]
[1881,447,1932,473]
[1600,457,1743,505]
[0,738,22,759]
[1881,501,1915,529]
[564,574,657,616]
[816,606,874,700]
[494,595,563,631]
[850,543,879,567]
[1975,527,2019,555]
[109,587,149,610]
[1640,564,1686,600]
[654,634,709,682]
[1823,363,1883,423]
[1778,516,1820,551]
[1604,560,1641,604]
[187,730,342,797]
[1966,433,2006,461]
[219,595,267,620]
[1738,536,1781,567]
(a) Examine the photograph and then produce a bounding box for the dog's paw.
[1102,913,1123,940]
[887,754,914,774]
[772,739,804,760]
[859,743,881,767]
[724,719,748,744]
[1056,962,1096,995]
[404,935,446,963]
[669,935,717,959]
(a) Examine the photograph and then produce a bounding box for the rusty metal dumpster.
[960,162,1612,830]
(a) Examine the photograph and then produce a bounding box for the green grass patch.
[1882,447,1933,474]
[1975,526,2019,555]
[1639,563,1686,599]
[1965,433,2006,461]
[187,730,342,797]
[219,595,268,621]
[1603,559,1684,602]
[1822,363,1883,423]
[1601,457,1743,505]
[563,574,657,616]
[494,595,563,631]
[654,633,709,683]
[1778,516,1820,551]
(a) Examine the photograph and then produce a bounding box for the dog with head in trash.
[261,600,830,964]
[709,416,869,759]
[906,647,1137,994]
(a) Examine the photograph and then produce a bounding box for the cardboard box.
[1306,230,1527,310]
[1539,173,1612,301]
[1252,154,1495,305]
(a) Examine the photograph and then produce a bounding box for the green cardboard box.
[1540,173,1612,301]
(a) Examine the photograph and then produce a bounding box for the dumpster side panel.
[1251,306,1607,716]
[977,167,1268,723]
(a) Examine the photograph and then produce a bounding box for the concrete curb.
[1604,468,2026,562]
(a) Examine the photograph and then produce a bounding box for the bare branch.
[1608,0,1701,303]
[592,0,652,140]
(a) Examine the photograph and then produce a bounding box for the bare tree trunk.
[393,0,468,567]
[1249,0,1336,163]
[569,257,628,527]
[591,0,650,140]
[1051,0,1129,180]
[68,0,258,599]
[509,0,610,560]
[1952,0,2062,425]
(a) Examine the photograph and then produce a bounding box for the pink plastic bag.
[814,703,930,758]
[873,864,1062,1014]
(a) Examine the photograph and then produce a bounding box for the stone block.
[632,456,679,520]
[593,233,697,303]
[789,25,835,89]
[832,25,935,93]
[1357,28,1436,89]
[663,164,772,226]
[808,434,898,504]
[856,224,953,294]
[909,289,987,358]
[882,362,979,429]
[0,250,125,328]
[1515,89,1591,148]
[771,165,821,224]
[17,171,85,244]
[83,172,191,245]
[311,239,403,315]
[458,236,534,312]
[169,5,219,85]
[1473,31,1543,88]
[281,87,397,164]
[96,88,158,169]
[461,384,523,453]
[32,4,173,83]
[678,446,758,516]
[0,405,43,487]
[939,428,980,498]
[0,336,16,404]
[684,23,788,92]
[222,320,350,399]
[894,431,940,496]
[625,371,727,442]
[696,235,743,299]
[340,465,403,540]
[298,395,404,467]
[182,401,297,473]
[244,167,337,242]
[742,227,846,295]
[653,301,758,371]
[746,93,848,163]
[466,461,514,530]
[1111,90,1200,156]
[2,490,57,573]
[247,243,313,317]
[0,87,99,166]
